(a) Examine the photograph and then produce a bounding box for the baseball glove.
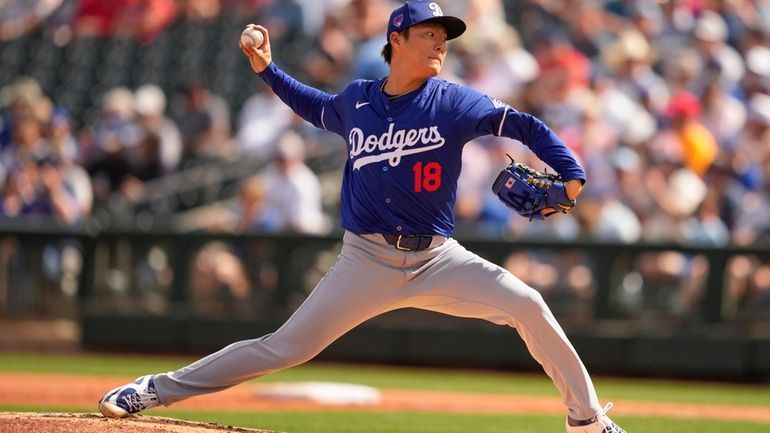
[491,156,576,220]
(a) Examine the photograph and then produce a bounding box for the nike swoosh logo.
[355,101,370,109]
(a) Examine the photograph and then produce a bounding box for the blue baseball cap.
[386,1,466,41]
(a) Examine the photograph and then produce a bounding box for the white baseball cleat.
[566,403,627,433]
[98,374,160,418]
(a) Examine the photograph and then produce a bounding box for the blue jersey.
[259,63,586,237]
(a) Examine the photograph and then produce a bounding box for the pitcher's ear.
[389,31,400,46]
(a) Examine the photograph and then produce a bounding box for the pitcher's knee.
[281,347,319,367]
[264,338,323,369]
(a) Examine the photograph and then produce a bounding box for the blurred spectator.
[177,0,222,22]
[681,190,730,246]
[232,174,277,232]
[457,25,540,104]
[189,241,253,316]
[85,132,134,204]
[642,160,708,242]
[75,0,176,43]
[170,81,233,164]
[742,45,770,96]
[712,0,752,50]
[85,129,163,205]
[590,72,656,147]
[111,0,176,43]
[732,190,770,246]
[344,0,391,80]
[0,156,84,225]
[295,0,344,36]
[627,250,708,320]
[691,10,745,92]
[120,131,166,202]
[626,0,667,42]
[0,0,63,42]
[443,0,513,81]
[177,173,278,233]
[236,85,295,159]
[455,139,509,236]
[607,145,654,217]
[659,45,703,98]
[44,108,93,221]
[531,31,591,106]
[300,14,355,89]
[176,130,329,236]
[659,90,719,177]
[726,255,770,320]
[81,87,140,203]
[46,107,79,163]
[50,151,93,222]
[75,0,132,38]
[563,0,613,60]
[0,116,52,169]
[134,84,182,172]
[81,86,140,163]
[260,131,328,234]
[560,89,617,173]
[600,29,668,112]
[504,251,558,296]
[219,0,268,21]
[743,94,770,185]
[2,0,770,335]
[0,80,90,226]
[700,79,746,148]
[583,191,643,244]
[0,0,768,253]
[0,77,53,150]
[527,31,592,138]
[262,0,306,42]
[503,249,596,320]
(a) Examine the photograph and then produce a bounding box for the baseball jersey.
[258,63,586,237]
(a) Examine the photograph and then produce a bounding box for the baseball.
[240,25,263,48]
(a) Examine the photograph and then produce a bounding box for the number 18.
[412,161,442,192]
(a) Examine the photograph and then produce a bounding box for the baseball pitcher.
[99,2,626,432]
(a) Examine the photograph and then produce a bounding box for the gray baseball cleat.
[98,374,160,418]
[565,403,627,433]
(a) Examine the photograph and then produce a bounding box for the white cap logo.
[429,3,443,17]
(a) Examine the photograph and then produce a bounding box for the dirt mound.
[0,413,282,433]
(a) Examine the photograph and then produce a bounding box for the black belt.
[382,234,434,251]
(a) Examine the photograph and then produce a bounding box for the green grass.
[2,352,769,406]
[2,406,768,433]
[2,351,770,433]
[0,352,191,376]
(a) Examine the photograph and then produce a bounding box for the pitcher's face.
[393,22,448,77]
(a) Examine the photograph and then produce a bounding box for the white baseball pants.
[153,231,603,419]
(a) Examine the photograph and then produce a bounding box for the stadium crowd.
[0,0,769,248]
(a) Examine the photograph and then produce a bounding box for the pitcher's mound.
[0,412,283,433]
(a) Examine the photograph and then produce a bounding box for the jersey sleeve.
[453,86,586,183]
[258,62,345,135]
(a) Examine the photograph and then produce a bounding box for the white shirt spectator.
[237,88,295,160]
[261,131,328,234]
[134,84,182,172]
[593,199,643,243]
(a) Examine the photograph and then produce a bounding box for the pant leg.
[402,238,603,420]
[154,232,406,405]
